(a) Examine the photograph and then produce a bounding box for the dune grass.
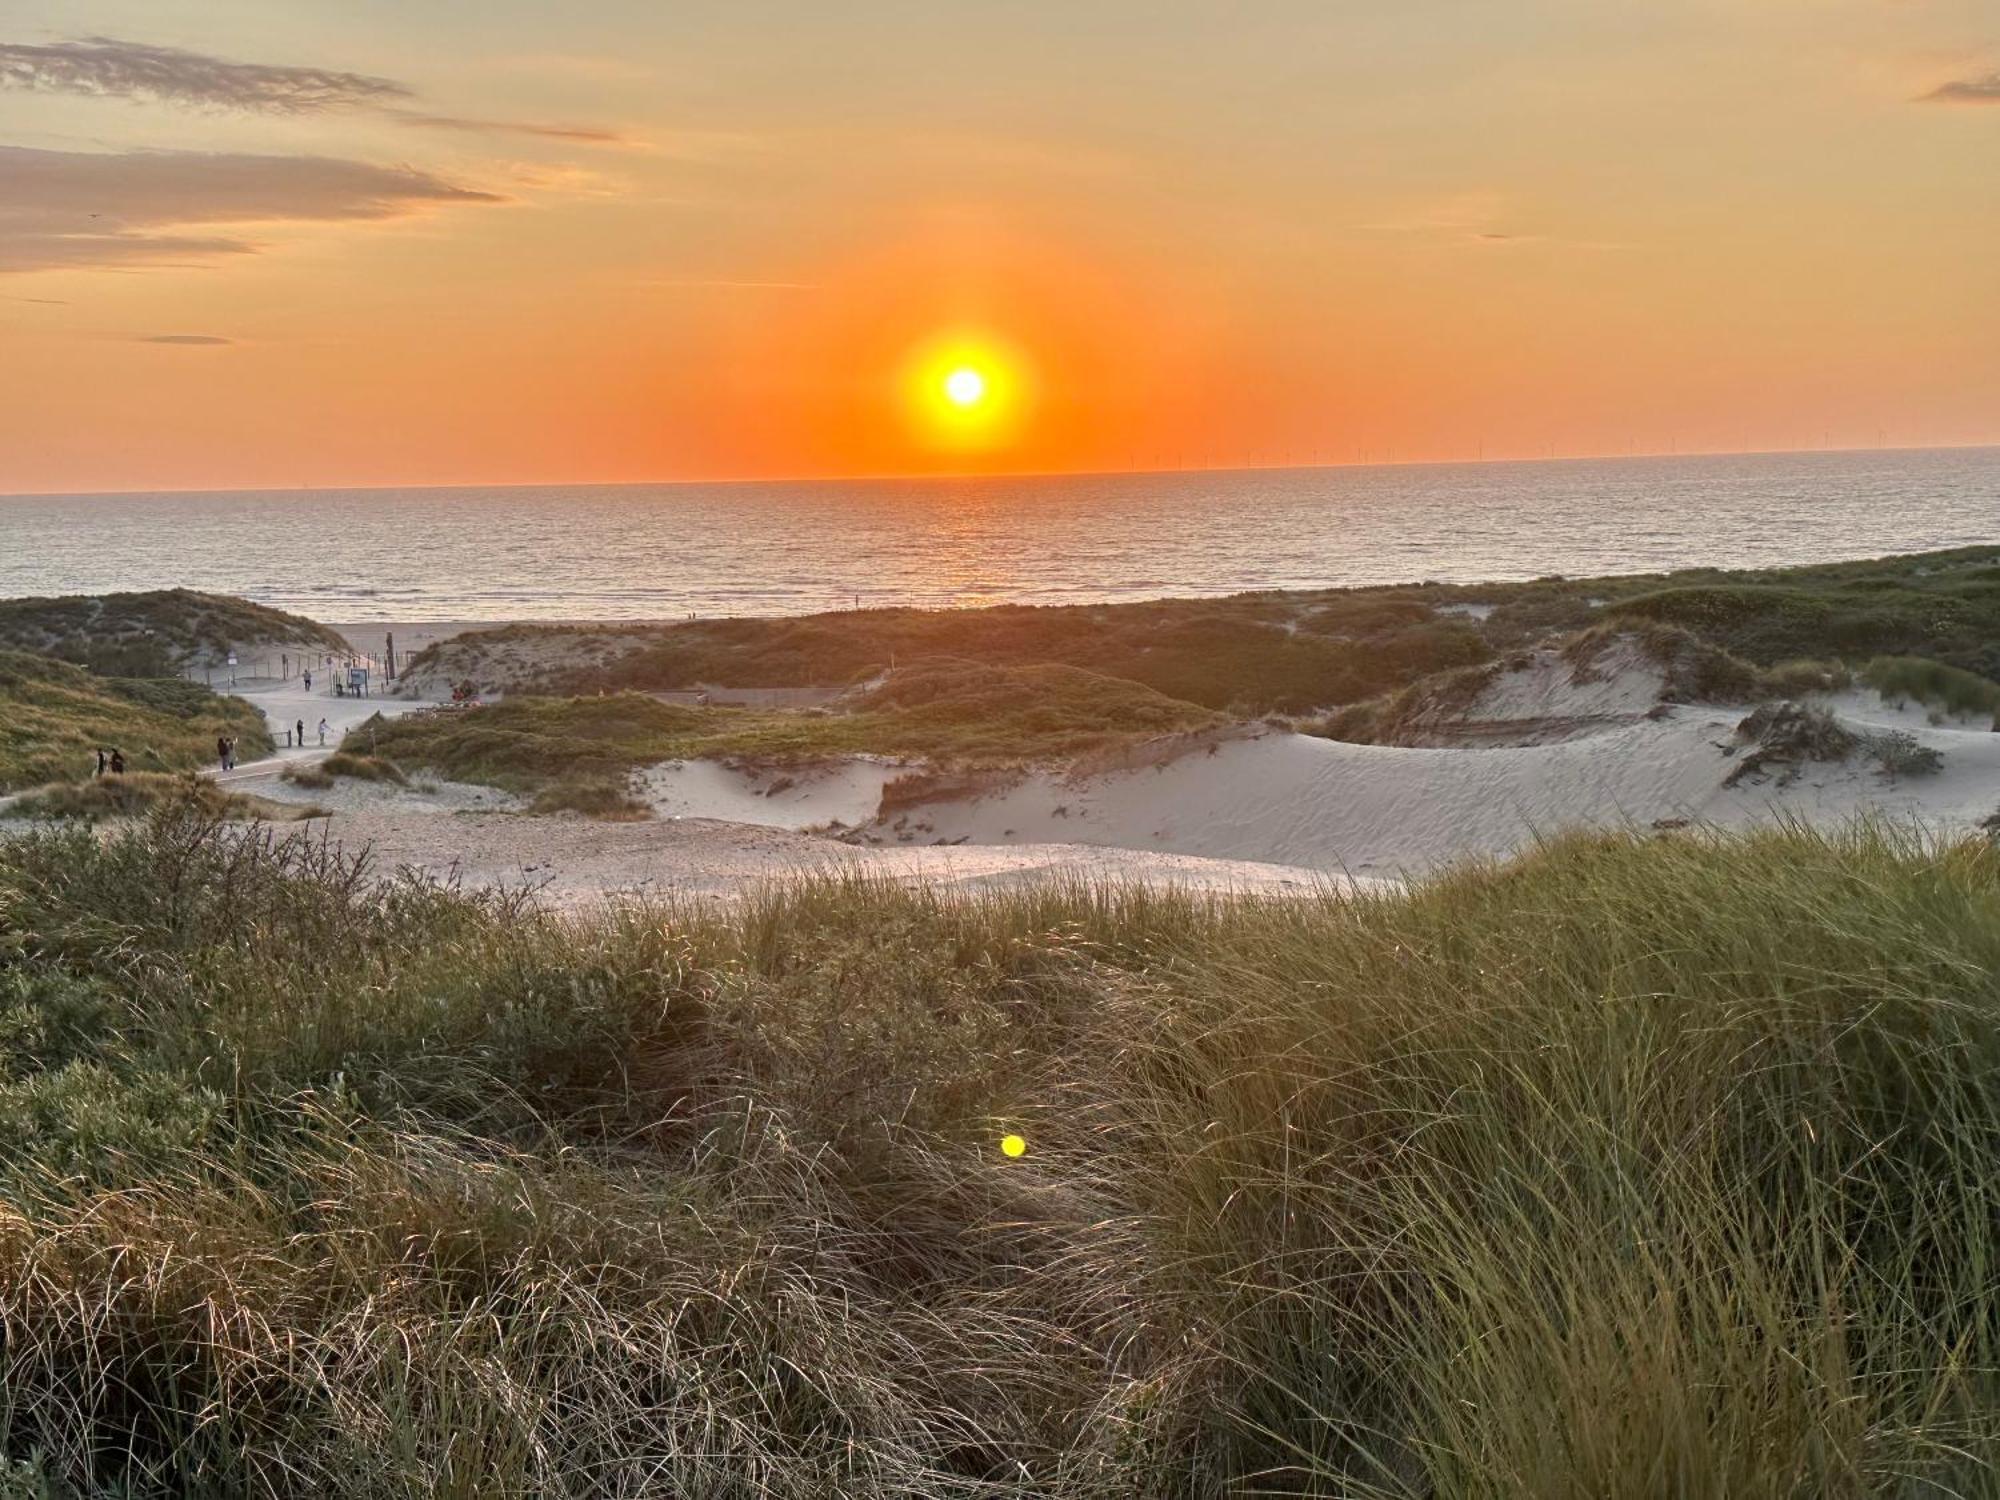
[277,753,407,792]
[1,770,316,822]
[1309,624,1824,745]
[0,588,350,678]
[0,647,271,792]
[319,750,407,783]
[363,659,1226,808]
[402,545,2000,717]
[1862,655,2000,724]
[527,776,651,819]
[401,601,1492,717]
[0,803,1994,1494]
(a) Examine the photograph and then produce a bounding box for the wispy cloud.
[1920,73,2000,104]
[0,35,628,145]
[0,145,500,274]
[1358,188,1509,236]
[0,36,405,112]
[388,110,630,145]
[1357,191,1624,251]
[642,276,817,291]
[138,332,232,345]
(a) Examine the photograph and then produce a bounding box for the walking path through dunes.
[868,704,2000,875]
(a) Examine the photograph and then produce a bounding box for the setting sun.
[943,368,987,408]
[900,333,1033,457]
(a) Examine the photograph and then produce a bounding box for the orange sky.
[1,2,1997,492]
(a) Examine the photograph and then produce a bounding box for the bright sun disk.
[943,367,987,407]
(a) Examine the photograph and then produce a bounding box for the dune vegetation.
[0,802,1993,1495]
[0,588,349,679]
[361,659,1225,809]
[0,770,315,823]
[399,544,2000,715]
[1311,624,1851,747]
[0,648,270,792]
[1861,655,2000,724]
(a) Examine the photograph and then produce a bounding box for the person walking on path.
[109,749,125,775]
[95,748,107,778]
[296,719,306,750]
[317,717,329,746]
[217,735,230,771]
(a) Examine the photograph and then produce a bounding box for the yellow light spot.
[943,367,987,407]
[901,332,1033,454]
[1000,1133,1027,1158]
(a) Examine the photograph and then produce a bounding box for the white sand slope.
[857,701,2000,878]
[639,757,901,830]
[174,639,2000,904]
[268,806,1351,909]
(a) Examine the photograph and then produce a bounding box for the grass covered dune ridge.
[0,805,1995,1494]
[0,648,271,793]
[399,543,2000,714]
[0,589,350,681]
[361,658,1227,812]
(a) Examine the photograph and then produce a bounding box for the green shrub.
[1864,728,1945,779]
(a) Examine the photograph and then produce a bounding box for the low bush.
[1865,728,1945,779]
[1757,657,1853,696]
[1861,655,2000,722]
[528,776,650,819]
[318,751,407,784]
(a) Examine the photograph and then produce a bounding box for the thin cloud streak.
[0,146,500,274]
[643,277,817,291]
[1920,73,2000,104]
[0,35,629,145]
[0,35,405,112]
[389,110,631,145]
[138,333,232,345]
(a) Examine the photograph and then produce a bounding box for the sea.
[2,448,1995,624]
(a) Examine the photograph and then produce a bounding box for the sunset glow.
[0,6,1996,492]
[899,333,1032,457]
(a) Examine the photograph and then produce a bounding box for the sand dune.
[233,638,2000,905]
[844,690,2000,878]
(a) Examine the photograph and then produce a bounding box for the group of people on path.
[215,717,331,773]
[86,686,334,785]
